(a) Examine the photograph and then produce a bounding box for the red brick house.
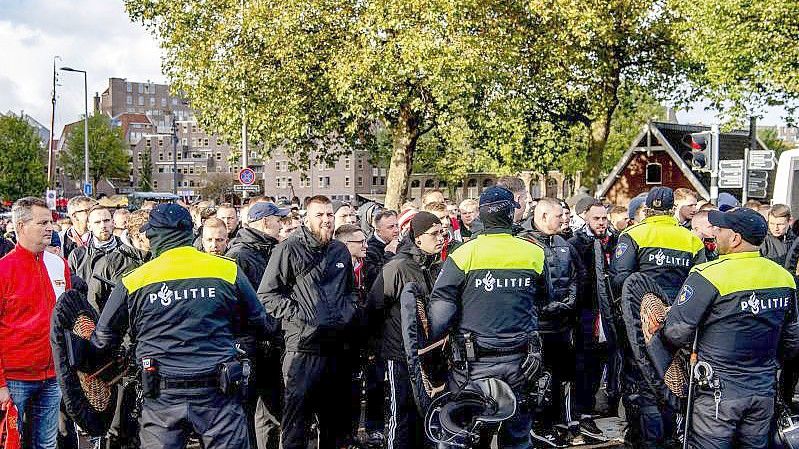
[597,121,772,206]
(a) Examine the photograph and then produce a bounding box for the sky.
[0,0,791,140]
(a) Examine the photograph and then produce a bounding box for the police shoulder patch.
[615,242,629,259]
[676,285,694,305]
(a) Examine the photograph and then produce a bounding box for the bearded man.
[258,195,359,449]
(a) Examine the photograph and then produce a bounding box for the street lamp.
[60,66,90,195]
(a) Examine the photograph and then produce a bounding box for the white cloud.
[0,0,165,136]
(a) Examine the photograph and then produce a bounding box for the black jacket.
[68,236,123,284]
[761,233,789,266]
[364,234,395,292]
[87,244,151,312]
[93,245,274,377]
[663,252,799,396]
[0,236,12,259]
[428,230,551,350]
[568,227,617,311]
[520,224,583,333]
[225,228,279,289]
[367,238,439,361]
[257,226,358,353]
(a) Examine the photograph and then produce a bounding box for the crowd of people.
[0,179,798,449]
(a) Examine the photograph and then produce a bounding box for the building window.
[357,176,364,187]
[482,179,494,188]
[126,95,132,105]
[203,138,209,146]
[158,152,163,161]
[645,163,663,185]
[126,83,132,93]
[411,179,420,188]
[216,152,222,161]
[357,158,364,170]
[158,138,164,146]
[158,167,165,173]
[137,84,143,94]
[153,180,158,189]
[345,176,350,187]
[149,97,156,106]
[424,179,435,188]
[318,177,330,188]
[138,96,144,106]
[161,98,167,107]
[344,157,351,170]
[277,177,286,189]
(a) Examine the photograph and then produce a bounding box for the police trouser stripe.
[386,360,397,449]
[565,381,572,424]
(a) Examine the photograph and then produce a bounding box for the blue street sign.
[83,182,93,196]
[239,168,256,186]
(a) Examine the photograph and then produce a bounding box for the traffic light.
[689,131,713,170]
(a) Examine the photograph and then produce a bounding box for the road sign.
[238,168,256,186]
[233,184,261,193]
[748,150,776,170]
[46,190,57,210]
[83,182,92,196]
[718,160,744,188]
[747,170,769,198]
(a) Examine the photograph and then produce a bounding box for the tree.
[0,114,47,201]
[138,147,153,192]
[126,0,561,210]
[674,0,799,124]
[758,127,793,160]
[60,114,129,189]
[528,0,684,190]
[200,174,234,203]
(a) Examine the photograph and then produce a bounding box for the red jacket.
[0,245,71,387]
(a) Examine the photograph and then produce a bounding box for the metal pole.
[710,124,720,205]
[240,0,249,201]
[172,115,178,194]
[742,147,749,204]
[48,58,57,190]
[83,71,89,191]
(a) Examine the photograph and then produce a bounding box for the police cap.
[645,187,674,211]
[708,207,768,246]
[479,186,520,209]
[141,203,193,231]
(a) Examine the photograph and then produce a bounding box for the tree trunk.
[584,114,613,194]
[384,105,418,211]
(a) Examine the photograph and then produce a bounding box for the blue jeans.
[6,378,61,449]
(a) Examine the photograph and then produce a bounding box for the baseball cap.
[141,203,193,231]
[717,192,740,212]
[708,207,768,245]
[645,187,674,211]
[248,202,290,222]
[628,193,648,221]
[479,186,520,209]
[575,196,595,215]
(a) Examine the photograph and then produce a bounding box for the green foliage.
[60,114,129,188]
[758,127,793,160]
[138,147,153,192]
[674,0,799,123]
[0,115,47,201]
[199,173,234,202]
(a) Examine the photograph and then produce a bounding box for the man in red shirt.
[0,197,70,449]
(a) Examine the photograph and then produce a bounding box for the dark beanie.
[410,212,440,239]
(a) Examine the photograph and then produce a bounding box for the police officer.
[661,207,799,449]
[90,204,275,449]
[428,186,550,449]
[609,187,705,448]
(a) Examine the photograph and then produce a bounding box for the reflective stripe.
[448,233,546,274]
[122,246,237,292]
[622,215,704,254]
[692,251,796,296]
[386,360,397,449]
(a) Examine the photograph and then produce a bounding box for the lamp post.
[60,66,89,194]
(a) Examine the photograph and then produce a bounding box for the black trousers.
[280,351,355,449]
[383,359,425,449]
[245,346,282,449]
[538,331,574,427]
[139,387,249,449]
[573,309,606,417]
[689,392,773,449]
